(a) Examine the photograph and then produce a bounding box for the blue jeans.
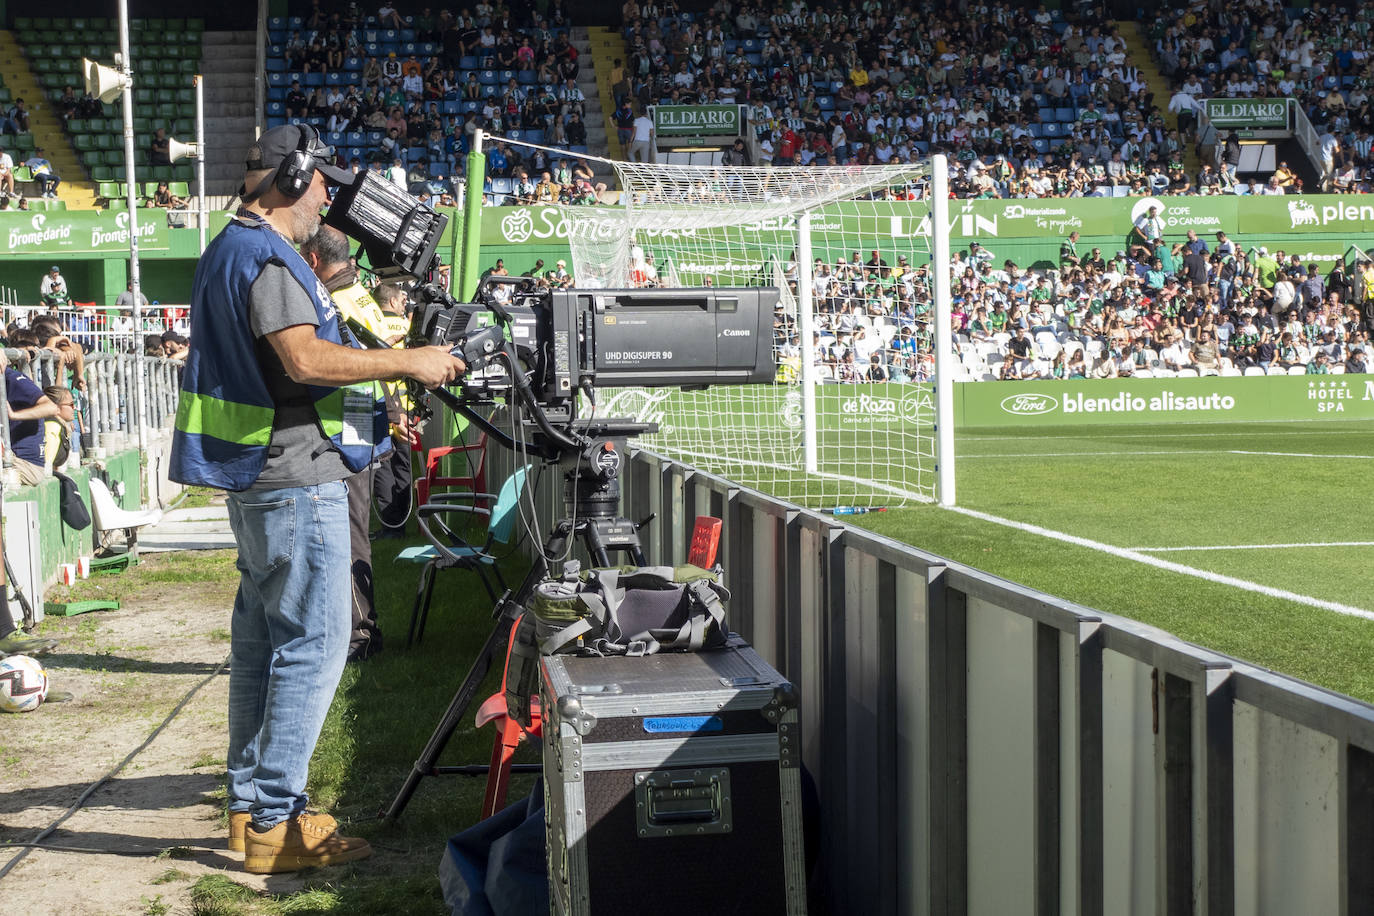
[225,480,351,830]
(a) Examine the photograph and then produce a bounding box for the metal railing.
[2,349,183,471]
[2,304,188,358]
[489,442,1374,914]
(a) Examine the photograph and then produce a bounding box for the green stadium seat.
[132,117,151,133]
[70,18,86,30]
[33,59,54,73]
[73,134,97,152]
[97,181,121,200]
[11,166,32,183]
[12,134,36,153]
[48,17,70,30]
[17,30,39,46]
[150,165,173,182]
[134,89,155,104]
[14,17,33,29]
[0,89,12,106]
[33,17,52,28]
[90,18,109,30]
[169,181,191,198]
[29,198,66,211]
[158,59,178,74]
[178,60,198,75]
[91,166,114,182]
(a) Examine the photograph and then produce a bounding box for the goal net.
[562,159,949,509]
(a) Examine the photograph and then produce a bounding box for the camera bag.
[504,564,729,729]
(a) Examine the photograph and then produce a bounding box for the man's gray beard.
[292,209,322,245]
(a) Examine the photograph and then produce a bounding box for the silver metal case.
[541,638,807,916]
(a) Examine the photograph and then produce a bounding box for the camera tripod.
[380,423,652,823]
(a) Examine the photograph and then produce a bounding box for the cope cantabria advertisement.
[960,375,1374,427]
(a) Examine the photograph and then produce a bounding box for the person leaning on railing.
[4,365,59,486]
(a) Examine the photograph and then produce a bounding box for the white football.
[0,655,49,712]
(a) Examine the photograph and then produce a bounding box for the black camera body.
[412,281,778,413]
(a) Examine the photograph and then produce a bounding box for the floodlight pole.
[117,0,147,456]
[931,154,955,507]
[195,74,207,253]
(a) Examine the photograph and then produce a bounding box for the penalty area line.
[948,505,1374,622]
[1229,450,1374,460]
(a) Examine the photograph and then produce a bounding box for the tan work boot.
[229,810,336,853]
[243,812,370,874]
[228,812,250,852]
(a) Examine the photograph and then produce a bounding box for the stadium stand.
[11,16,202,194]
[260,2,590,202]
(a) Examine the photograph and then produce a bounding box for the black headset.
[276,124,323,198]
[241,124,332,204]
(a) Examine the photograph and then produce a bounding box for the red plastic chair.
[475,613,543,819]
[415,432,487,507]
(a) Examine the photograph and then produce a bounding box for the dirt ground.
[0,550,320,915]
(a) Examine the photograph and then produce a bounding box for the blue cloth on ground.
[439,783,548,916]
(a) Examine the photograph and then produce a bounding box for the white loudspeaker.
[167,138,200,162]
[82,58,128,104]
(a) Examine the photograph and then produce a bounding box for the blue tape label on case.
[642,715,725,733]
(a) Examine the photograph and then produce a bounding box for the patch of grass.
[151,868,192,885]
[141,894,171,916]
[156,845,196,860]
[189,875,261,916]
[174,487,226,511]
[208,628,232,641]
[191,752,222,768]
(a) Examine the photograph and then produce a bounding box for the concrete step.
[201,72,255,89]
[206,102,255,118]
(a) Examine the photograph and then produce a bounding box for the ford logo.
[1000,393,1058,416]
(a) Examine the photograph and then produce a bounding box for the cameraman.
[169,124,463,875]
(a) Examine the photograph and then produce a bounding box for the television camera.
[325,167,778,459]
[323,165,781,822]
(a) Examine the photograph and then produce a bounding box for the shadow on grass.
[51,653,228,677]
[259,524,542,916]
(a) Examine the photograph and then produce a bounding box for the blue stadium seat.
[267,16,286,28]
[724,39,739,51]
[1028,123,1044,138]
[1042,122,1061,137]
[401,41,417,55]
[461,100,481,114]
[742,38,760,52]
[266,58,287,72]
[420,42,438,55]
[380,29,398,41]
[479,69,498,85]
[518,70,537,85]
[266,100,285,116]
[326,71,346,85]
[268,72,290,88]
[399,29,416,41]
[1038,107,1055,123]
[746,52,762,65]
[286,16,303,27]
[303,72,325,87]
[344,56,362,71]
[568,145,588,155]
[525,129,544,144]
[1032,138,1050,152]
[325,131,345,146]
[269,29,287,44]
[442,100,461,115]
[817,95,834,111]
[364,42,380,56]
[481,85,500,98]
[267,115,287,128]
[460,55,478,69]
[1055,107,1075,122]
[499,69,517,83]
[268,87,287,101]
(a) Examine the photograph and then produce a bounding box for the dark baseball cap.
[244,124,352,186]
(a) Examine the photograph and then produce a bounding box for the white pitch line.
[1134,541,1374,552]
[959,428,1364,442]
[961,449,1231,459]
[1230,450,1374,460]
[949,505,1374,622]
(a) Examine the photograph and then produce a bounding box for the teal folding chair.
[397,464,531,647]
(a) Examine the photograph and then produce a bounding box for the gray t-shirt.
[247,261,352,490]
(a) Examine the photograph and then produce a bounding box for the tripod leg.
[382,545,555,823]
[381,606,518,822]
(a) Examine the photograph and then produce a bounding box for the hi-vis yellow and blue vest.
[169,215,391,491]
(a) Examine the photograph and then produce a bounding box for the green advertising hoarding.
[0,210,170,256]
[958,375,1374,427]
[1203,98,1291,129]
[652,104,742,137]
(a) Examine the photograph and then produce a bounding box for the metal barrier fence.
[490,442,1374,915]
[2,305,189,358]
[1,349,183,468]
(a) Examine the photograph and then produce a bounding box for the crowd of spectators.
[617,0,1230,198]
[770,228,1374,385]
[1150,0,1374,193]
[265,0,602,202]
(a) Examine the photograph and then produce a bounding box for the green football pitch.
[840,418,1374,704]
